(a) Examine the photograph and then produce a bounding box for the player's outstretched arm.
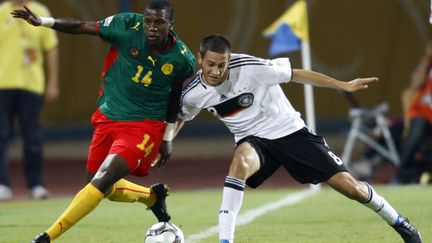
[155,75,194,167]
[11,5,98,35]
[291,69,379,92]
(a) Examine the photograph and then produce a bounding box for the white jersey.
[180,53,306,142]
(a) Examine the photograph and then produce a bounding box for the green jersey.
[97,13,195,121]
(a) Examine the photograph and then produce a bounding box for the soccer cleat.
[30,232,50,243]
[392,217,422,243]
[149,183,171,222]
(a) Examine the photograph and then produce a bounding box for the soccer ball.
[144,222,184,243]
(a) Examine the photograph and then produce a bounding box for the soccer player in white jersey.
[159,34,422,243]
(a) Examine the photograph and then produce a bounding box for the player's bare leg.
[219,142,260,243]
[91,154,131,193]
[90,155,170,222]
[31,154,130,243]
[33,154,163,243]
[326,172,422,243]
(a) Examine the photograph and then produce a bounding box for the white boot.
[0,184,12,201]
[29,185,50,199]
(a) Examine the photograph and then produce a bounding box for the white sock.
[363,182,400,225]
[219,176,245,242]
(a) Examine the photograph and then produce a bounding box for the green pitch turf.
[0,185,430,242]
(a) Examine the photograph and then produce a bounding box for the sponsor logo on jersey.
[147,56,157,66]
[103,16,114,26]
[161,63,174,75]
[131,22,140,31]
[220,94,227,101]
[180,47,187,55]
[129,47,140,58]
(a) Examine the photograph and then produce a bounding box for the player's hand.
[11,5,42,26]
[152,140,173,168]
[345,77,379,92]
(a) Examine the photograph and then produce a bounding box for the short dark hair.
[145,0,174,22]
[199,34,231,57]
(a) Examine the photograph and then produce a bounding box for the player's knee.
[229,155,254,180]
[91,154,130,194]
[90,169,114,195]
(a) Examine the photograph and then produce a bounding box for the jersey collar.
[149,32,177,55]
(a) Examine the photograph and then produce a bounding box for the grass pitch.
[0,185,430,243]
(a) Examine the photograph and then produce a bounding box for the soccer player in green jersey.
[12,0,195,242]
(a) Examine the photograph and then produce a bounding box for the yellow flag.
[263,0,309,41]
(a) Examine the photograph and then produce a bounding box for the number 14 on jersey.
[132,65,153,87]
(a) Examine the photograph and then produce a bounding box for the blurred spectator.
[396,41,432,184]
[337,91,402,181]
[0,0,59,200]
[349,118,403,181]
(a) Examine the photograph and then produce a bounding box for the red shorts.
[86,109,166,177]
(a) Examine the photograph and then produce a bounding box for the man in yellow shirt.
[0,0,58,200]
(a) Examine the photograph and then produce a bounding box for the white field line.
[186,187,321,242]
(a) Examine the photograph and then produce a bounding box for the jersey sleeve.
[179,94,201,121]
[98,14,124,43]
[177,59,195,82]
[253,57,293,87]
[179,103,201,121]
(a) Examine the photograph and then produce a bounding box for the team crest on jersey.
[161,63,174,75]
[238,93,253,108]
[129,47,140,58]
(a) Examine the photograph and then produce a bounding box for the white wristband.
[163,123,176,141]
[40,17,55,28]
